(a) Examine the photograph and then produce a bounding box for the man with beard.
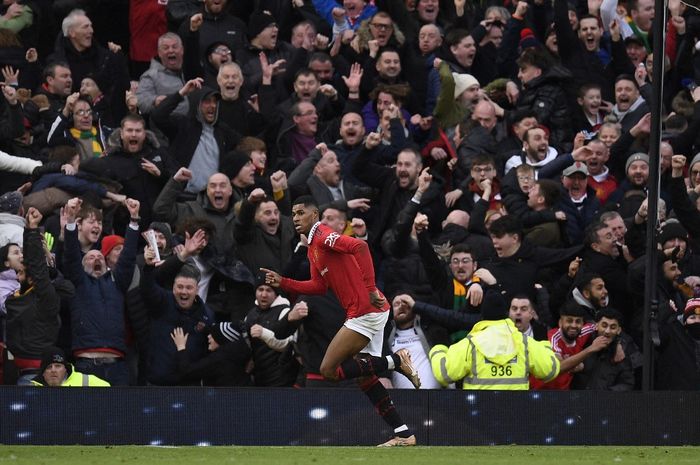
[80,114,169,228]
[609,75,649,133]
[234,188,296,278]
[261,196,420,446]
[606,153,649,218]
[531,302,597,390]
[656,298,700,390]
[136,33,188,117]
[62,197,140,386]
[416,233,492,342]
[570,272,609,321]
[504,126,559,174]
[151,78,241,194]
[570,308,635,391]
[330,112,366,182]
[352,132,446,254]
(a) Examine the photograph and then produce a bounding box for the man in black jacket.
[656,298,700,390]
[151,78,241,194]
[81,114,170,229]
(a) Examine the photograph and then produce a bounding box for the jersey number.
[490,365,513,376]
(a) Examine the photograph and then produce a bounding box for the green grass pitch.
[0,446,697,464]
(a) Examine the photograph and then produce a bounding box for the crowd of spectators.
[0,0,698,390]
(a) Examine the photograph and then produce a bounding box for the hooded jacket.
[429,318,560,389]
[150,86,241,170]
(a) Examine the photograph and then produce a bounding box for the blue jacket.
[64,224,138,356]
[312,0,376,30]
[140,264,214,385]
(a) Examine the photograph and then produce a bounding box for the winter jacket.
[140,264,214,385]
[245,294,298,387]
[136,58,188,116]
[81,129,170,227]
[150,87,241,170]
[47,36,130,121]
[5,228,62,361]
[234,197,296,274]
[177,8,247,58]
[514,65,574,152]
[153,177,238,255]
[64,224,139,356]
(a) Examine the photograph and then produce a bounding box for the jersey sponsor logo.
[324,232,340,248]
[320,267,328,276]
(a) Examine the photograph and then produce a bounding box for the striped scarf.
[70,127,102,158]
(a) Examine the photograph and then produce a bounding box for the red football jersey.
[530,323,596,390]
[280,222,389,319]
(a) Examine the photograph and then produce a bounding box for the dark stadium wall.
[1,388,698,446]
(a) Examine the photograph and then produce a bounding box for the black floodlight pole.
[642,0,667,391]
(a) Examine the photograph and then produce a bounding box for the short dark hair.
[445,28,470,47]
[516,47,552,72]
[308,51,332,65]
[49,145,79,164]
[488,215,522,240]
[177,217,216,239]
[574,272,603,293]
[578,82,602,99]
[535,179,561,208]
[595,307,624,326]
[294,68,317,83]
[77,204,103,222]
[293,195,319,211]
[450,243,473,258]
[614,74,639,90]
[43,61,70,82]
[559,301,588,318]
[471,153,496,168]
[175,264,201,284]
[583,221,609,248]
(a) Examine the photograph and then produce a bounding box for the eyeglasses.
[370,23,393,31]
[213,48,232,55]
[472,166,493,173]
[450,257,473,265]
[75,109,92,116]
